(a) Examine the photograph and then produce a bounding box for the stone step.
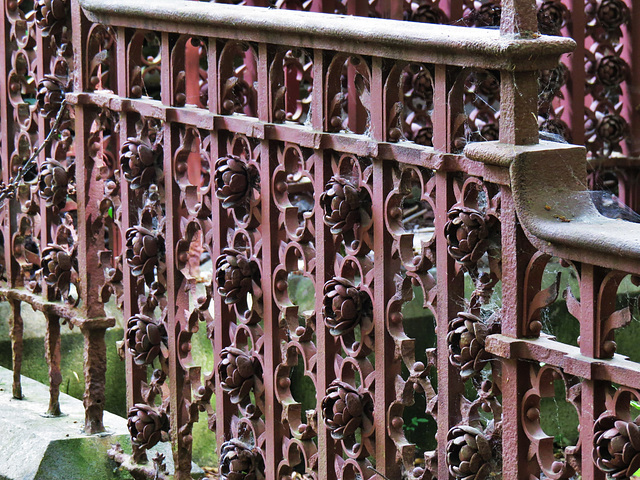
[0,366,202,480]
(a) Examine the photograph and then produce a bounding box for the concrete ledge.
[0,366,201,479]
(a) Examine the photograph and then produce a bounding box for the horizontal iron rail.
[0,288,115,329]
[486,333,640,389]
[78,0,574,71]
[65,91,510,183]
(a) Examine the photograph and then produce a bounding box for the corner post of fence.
[499,0,540,147]
[498,1,541,478]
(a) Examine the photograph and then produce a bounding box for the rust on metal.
[1,0,640,479]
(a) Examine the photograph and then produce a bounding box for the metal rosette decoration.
[117,111,171,465]
[443,180,502,350]
[441,178,503,478]
[322,379,375,459]
[583,0,631,158]
[446,424,500,480]
[320,155,374,358]
[219,438,265,480]
[214,133,266,474]
[319,152,376,479]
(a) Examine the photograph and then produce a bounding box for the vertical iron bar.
[313,46,338,480]
[373,161,401,479]
[72,0,108,433]
[82,326,108,433]
[44,312,62,416]
[258,42,284,480]
[500,189,535,479]
[117,26,147,412]
[499,0,540,146]
[210,37,234,455]
[628,0,640,158]
[579,264,606,480]
[435,171,464,480]
[162,31,192,479]
[9,298,23,399]
[567,0,586,147]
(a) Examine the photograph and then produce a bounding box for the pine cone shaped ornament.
[41,244,75,297]
[126,314,168,366]
[445,206,493,268]
[593,415,640,478]
[323,277,372,336]
[219,347,262,404]
[219,439,265,480]
[36,76,66,119]
[125,226,164,280]
[447,312,492,380]
[215,248,260,305]
[320,177,371,236]
[322,380,373,440]
[35,0,69,33]
[214,155,257,208]
[120,138,157,190]
[38,159,70,209]
[127,404,169,450]
[447,425,493,480]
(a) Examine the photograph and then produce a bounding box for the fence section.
[2,1,640,480]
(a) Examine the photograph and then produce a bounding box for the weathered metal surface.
[2,0,640,479]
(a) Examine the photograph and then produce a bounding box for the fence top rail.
[79,0,574,71]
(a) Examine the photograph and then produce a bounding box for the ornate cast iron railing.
[3,0,640,479]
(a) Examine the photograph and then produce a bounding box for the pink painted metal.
[2,0,640,480]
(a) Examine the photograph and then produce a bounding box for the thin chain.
[0,99,69,204]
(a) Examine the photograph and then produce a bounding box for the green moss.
[0,328,127,417]
[34,436,134,480]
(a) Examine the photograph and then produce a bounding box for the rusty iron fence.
[3,0,640,479]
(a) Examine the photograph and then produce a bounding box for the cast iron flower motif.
[215,248,260,305]
[537,0,568,35]
[214,155,258,209]
[36,76,66,119]
[445,206,494,268]
[41,244,75,297]
[322,380,373,440]
[120,138,157,190]
[320,177,371,236]
[125,226,164,281]
[38,159,70,209]
[407,3,445,24]
[596,0,629,31]
[597,114,627,144]
[323,277,372,336]
[127,404,170,450]
[219,439,265,480]
[447,312,494,379]
[447,425,493,480]
[35,0,69,32]
[126,314,168,366]
[465,1,501,27]
[539,64,568,100]
[219,347,262,404]
[593,414,640,479]
[540,118,570,142]
[596,56,630,88]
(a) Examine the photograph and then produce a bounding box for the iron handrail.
[78,0,574,71]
